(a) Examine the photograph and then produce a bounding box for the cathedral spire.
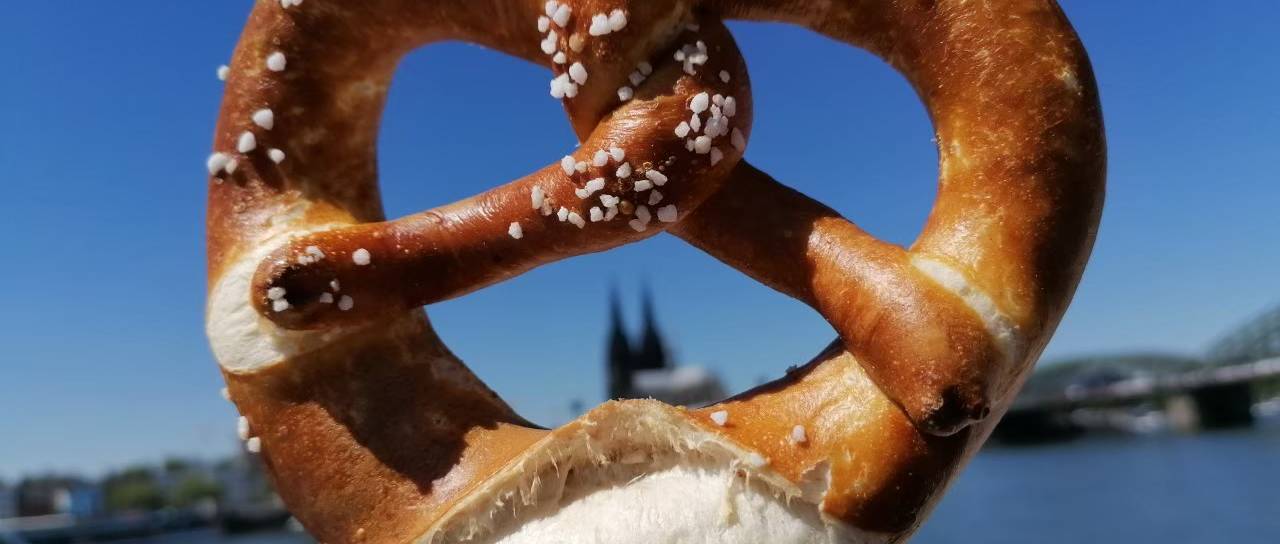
[605,285,634,399]
[636,283,669,370]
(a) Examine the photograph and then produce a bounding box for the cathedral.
[605,287,726,407]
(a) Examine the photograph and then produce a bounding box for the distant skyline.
[2,1,1278,479]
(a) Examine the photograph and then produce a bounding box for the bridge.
[995,304,1280,443]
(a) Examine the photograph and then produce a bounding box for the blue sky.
[1,2,1277,479]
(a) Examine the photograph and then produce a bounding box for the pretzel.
[205,0,1104,542]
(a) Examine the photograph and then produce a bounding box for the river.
[126,425,1279,543]
[916,424,1280,543]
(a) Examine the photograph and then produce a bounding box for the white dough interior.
[477,460,832,544]
[206,210,352,373]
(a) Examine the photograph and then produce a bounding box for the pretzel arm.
[672,162,1001,434]
[252,16,753,330]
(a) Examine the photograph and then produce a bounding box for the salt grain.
[531,186,546,209]
[690,92,710,114]
[266,52,287,72]
[251,109,275,130]
[657,204,678,223]
[552,4,572,27]
[589,14,611,36]
[694,136,712,154]
[237,132,257,153]
[206,153,230,175]
[608,9,628,32]
[569,62,589,85]
[791,425,808,444]
[541,31,559,55]
[710,147,724,166]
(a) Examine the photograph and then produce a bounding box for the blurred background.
[2,1,1277,543]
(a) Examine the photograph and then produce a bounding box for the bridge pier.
[992,409,1083,444]
[1188,382,1254,429]
[1164,395,1201,433]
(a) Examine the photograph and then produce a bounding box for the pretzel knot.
[250,2,751,334]
[208,0,1104,541]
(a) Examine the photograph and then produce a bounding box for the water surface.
[917,425,1280,543]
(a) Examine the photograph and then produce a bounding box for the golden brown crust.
[206,0,1104,542]
[689,342,968,533]
[224,315,548,543]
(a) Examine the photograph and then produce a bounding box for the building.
[214,451,290,533]
[53,485,102,519]
[13,476,99,518]
[605,288,726,406]
[0,482,16,519]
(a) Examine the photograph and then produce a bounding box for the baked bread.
[205,0,1105,542]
